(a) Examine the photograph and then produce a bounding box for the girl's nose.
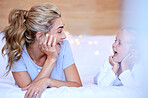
[112,42,116,48]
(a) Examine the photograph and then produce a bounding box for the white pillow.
[0,33,15,85]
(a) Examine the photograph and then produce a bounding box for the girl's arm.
[96,58,118,87]
[119,52,138,87]
[109,56,120,74]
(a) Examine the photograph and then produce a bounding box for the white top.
[11,40,74,82]
[94,59,139,87]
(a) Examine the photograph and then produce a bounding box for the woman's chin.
[56,48,60,54]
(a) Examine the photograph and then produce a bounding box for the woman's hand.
[22,78,49,98]
[109,56,120,74]
[39,34,58,60]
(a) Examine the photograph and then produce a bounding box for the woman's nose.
[61,31,66,39]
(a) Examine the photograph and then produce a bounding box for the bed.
[0,33,144,98]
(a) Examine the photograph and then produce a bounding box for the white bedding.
[0,81,143,98]
[0,33,145,98]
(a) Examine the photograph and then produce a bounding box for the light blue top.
[11,40,74,81]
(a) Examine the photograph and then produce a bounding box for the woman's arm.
[12,71,32,88]
[22,64,82,98]
[12,57,57,88]
[47,64,82,87]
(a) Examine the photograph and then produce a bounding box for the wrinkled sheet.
[0,79,143,98]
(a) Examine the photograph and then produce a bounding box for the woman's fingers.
[43,34,49,49]
[48,35,53,46]
[39,34,58,58]
[28,88,35,98]
[24,87,32,98]
[33,87,39,98]
[24,86,40,98]
[52,37,56,47]
[37,90,43,98]
[23,78,49,98]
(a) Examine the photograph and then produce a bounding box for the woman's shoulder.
[62,40,70,46]
[60,40,71,50]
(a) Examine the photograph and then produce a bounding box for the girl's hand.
[109,56,120,74]
[121,52,137,72]
[22,78,49,98]
[39,34,58,60]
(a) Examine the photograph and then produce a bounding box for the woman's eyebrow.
[57,24,65,30]
[57,26,64,29]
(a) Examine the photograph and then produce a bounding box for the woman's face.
[47,17,66,53]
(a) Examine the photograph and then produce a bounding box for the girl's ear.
[130,49,138,56]
[36,32,43,41]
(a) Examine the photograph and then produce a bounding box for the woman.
[2,3,82,98]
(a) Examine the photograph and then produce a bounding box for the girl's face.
[47,17,66,53]
[112,30,131,63]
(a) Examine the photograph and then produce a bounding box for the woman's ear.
[36,32,43,41]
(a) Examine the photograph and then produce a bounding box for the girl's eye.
[119,41,122,45]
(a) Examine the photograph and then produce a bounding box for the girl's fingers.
[109,56,113,64]
[123,53,133,61]
[48,35,53,46]
[109,56,113,61]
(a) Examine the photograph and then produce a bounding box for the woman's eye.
[58,31,62,33]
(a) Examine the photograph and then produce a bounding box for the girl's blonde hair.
[1,3,61,74]
[121,27,137,49]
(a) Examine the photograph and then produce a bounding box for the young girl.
[94,27,138,87]
[2,3,82,98]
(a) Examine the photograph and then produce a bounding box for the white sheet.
[0,33,145,98]
[0,80,143,98]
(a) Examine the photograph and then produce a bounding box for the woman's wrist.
[43,57,57,67]
[46,78,54,87]
[43,77,51,87]
[47,56,57,63]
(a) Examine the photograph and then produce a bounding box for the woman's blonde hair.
[1,3,61,74]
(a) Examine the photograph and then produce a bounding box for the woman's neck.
[26,44,46,67]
